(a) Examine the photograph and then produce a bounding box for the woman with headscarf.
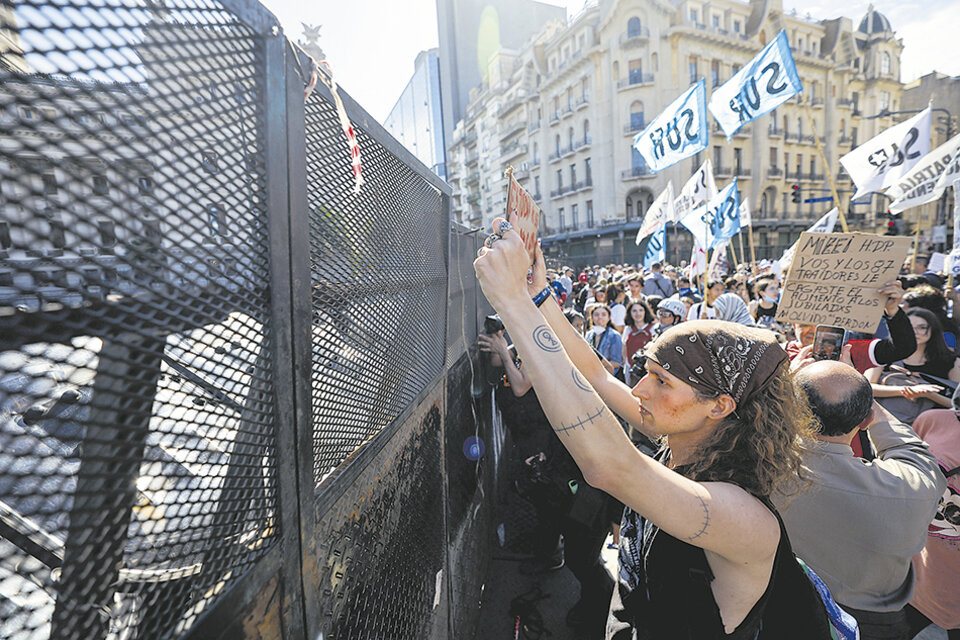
[713,292,757,326]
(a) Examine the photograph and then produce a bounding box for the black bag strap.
[943,465,960,478]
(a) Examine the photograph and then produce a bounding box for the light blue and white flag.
[636,181,675,244]
[633,79,708,173]
[708,30,802,138]
[642,224,666,269]
[680,179,741,250]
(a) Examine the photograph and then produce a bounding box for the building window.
[556,169,563,189]
[555,134,561,156]
[627,17,642,37]
[534,175,540,195]
[92,174,109,196]
[631,147,646,171]
[630,101,645,130]
[572,203,579,229]
[711,60,720,87]
[585,158,592,185]
[712,14,720,28]
[734,148,743,173]
[769,148,777,168]
[734,20,741,33]
[652,52,659,72]
[559,207,565,229]
[628,59,643,84]
[570,163,577,185]
[568,127,575,149]
[880,91,890,111]
[881,51,891,75]
[41,172,58,195]
[583,119,590,143]
[586,200,594,227]
[688,56,698,83]
[713,145,722,169]
[533,142,539,164]
[809,158,816,176]
[689,8,698,23]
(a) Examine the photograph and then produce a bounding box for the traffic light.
[791,184,801,204]
[885,211,903,236]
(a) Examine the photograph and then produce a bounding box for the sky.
[263,0,960,123]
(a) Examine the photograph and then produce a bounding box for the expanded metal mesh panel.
[304,88,448,487]
[312,392,447,640]
[0,2,280,639]
[445,226,479,366]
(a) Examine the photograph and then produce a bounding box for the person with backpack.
[640,262,674,298]
[474,219,842,639]
[782,360,945,640]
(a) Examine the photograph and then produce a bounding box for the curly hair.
[675,362,817,499]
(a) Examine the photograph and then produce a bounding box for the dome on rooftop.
[858,4,892,34]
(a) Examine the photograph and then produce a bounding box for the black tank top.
[756,302,778,319]
[610,450,833,639]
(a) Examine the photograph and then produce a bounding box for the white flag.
[780,208,839,267]
[739,197,752,227]
[886,133,960,213]
[690,237,707,276]
[708,240,729,279]
[679,179,740,250]
[708,30,803,138]
[633,80,708,173]
[636,181,676,244]
[674,159,717,222]
[840,107,932,198]
[950,179,960,275]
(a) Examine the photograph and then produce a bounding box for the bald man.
[776,360,945,640]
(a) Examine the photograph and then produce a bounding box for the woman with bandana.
[475,216,834,639]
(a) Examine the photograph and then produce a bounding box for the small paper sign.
[776,232,912,332]
[928,252,947,273]
[505,172,540,264]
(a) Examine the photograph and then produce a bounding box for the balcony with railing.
[800,134,815,144]
[784,131,800,143]
[733,124,752,138]
[736,168,752,178]
[767,167,783,179]
[498,95,526,117]
[715,165,733,178]
[575,94,590,110]
[549,109,561,124]
[528,120,541,133]
[550,185,571,198]
[561,105,575,119]
[837,98,854,108]
[785,170,802,181]
[513,168,530,180]
[548,146,570,163]
[500,141,528,160]
[810,97,824,108]
[532,191,542,202]
[617,72,655,89]
[768,125,783,138]
[621,167,653,180]
[574,134,592,150]
[624,121,644,135]
[465,151,479,165]
[838,135,853,146]
[499,118,525,141]
[619,26,651,48]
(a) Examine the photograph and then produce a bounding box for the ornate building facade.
[446,0,906,266]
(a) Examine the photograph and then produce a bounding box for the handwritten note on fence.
[776,232,911,332]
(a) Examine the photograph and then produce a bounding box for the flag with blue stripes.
[708,30,802,138]
[633,79,708,173]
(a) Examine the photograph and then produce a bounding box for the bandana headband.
[647,320,787,406]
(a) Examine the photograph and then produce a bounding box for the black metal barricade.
[0,0,495,638]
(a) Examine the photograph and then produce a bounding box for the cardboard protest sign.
[928,252,947,274]
[776,232,911,332]
[505,171,540,264]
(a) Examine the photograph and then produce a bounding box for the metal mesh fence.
[0,0,498,638]
[0,1,279,638]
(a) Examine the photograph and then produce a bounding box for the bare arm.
[479,332,531,396]
[474,226,778,565]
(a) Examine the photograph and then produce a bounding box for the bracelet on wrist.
[532,286,552,307]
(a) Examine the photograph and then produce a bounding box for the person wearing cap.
[654,299,685,337]
[475,217,834,639]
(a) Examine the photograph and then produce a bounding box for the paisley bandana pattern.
[647,320,787,406]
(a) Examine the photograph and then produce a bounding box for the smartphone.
[812,325,845,361]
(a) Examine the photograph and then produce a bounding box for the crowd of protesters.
[477,221,958,640]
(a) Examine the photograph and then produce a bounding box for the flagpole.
[737,230,745,269]
[911,225,920,272]
[748,224,758,276]
[728,235,740,268]
[805,105,849,233]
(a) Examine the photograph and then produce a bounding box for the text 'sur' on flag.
[840,106,932,199]
[708,30,803,139]
[633,79,708,173]
[680,178,741,250]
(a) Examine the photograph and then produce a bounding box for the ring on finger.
[484,234,500,248]
[497,220,513,235]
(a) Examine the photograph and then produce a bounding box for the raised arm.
[474,222,778,565]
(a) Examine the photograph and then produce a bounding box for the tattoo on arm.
[533,325,562,352]
[555,406,606,437]
[684,494,711,541]
[571,367,592,392]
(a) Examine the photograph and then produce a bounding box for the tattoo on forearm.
[533,325,562,352]
[555,406,606,437]
[571,367,592,392]
[684,494,711,541]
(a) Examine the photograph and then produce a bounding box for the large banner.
[950,179,960,276]
[708,30,802,138]
[642,225,666,269]
[680,179,740,250]
[886,133,960,213]
[840,107,932,199]
[636,181,676,244]
[674,158,717,222]
[776,232,911,332]
[633,79,708,172]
